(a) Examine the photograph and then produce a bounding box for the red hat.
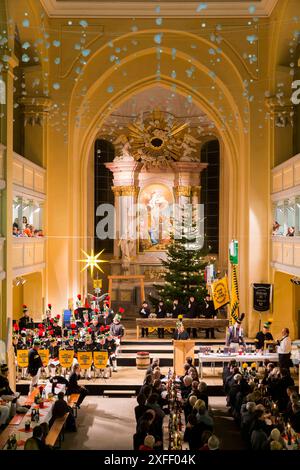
[72,330,76,335]
[106,295,110,301]
[85,300,90,308]
[84,321,90,327]
[50,318,54,324]
[49,330,54,336]
[93,296,96,301]
[77,294,81,300]
[13,323,19,331]
[48,304,52,309]
[94,308,99,313]
[88,327,92,333]
[100,326,105,332]
[38,324,44,329]
[70,323,76,329]
[105,325,110,331]
[22,304,28,311]
[119,307,125,314]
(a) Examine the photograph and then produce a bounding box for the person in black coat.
[184,414,202,450]
[49,392,76,431]
[19,305,33,331]
[28,339,43,393]
[139,302,151,338]
[67,364,88,407]
[155,300,167,339]
[52,317,62,337]
[172,299,185,318]
[185,296,199,338]
[201,294,216,339]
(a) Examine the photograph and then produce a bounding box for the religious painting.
[138,184,173,252]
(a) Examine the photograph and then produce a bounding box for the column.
[266,97,294,166]
[20,97,51,167]
[1,51,19,387]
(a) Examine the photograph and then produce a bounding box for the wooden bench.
[45,412,69,448]
[67,394,80,418]
[9,414,26,426]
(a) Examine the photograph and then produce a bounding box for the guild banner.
[93,351,109,368]
[39,349,50,366]
[211,277,230,309]
[17,349,29,368]
[77,351,93,369]
[253,283,272,312]
[59,349,74,368]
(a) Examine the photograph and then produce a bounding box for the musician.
[77,334,94,379]
[28,339,43,393]
[155,300,167,339]
[173,322,189,340]
[43,305,52,327]
[99,304,114,327]
[19,305,33,331]
[110,313,125,372]
[226,313,246,350]
[276,327,292,370]
[172,299,185,318]
[52,316,62,338]
[185,296,199,339]
[139,301,150,338]
[47,338,59,378]
[255,321,274,350]
[90,315,101,339]
[201,294,216,339]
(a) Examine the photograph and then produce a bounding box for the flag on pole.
[230,263,240,325]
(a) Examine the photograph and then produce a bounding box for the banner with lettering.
[17,349,29,368]
[253,284,272,312]
[59,349,74,368]
[39,349,50,366]
[93,351,108,369]
[77,351,93,369]
[211,277,230,310]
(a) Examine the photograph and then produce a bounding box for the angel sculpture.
[180,133,201,161]
[113,134,133,161]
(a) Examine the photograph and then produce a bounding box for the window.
[94,139,115,253]
[201,140,220,253]
[13,197,44,237]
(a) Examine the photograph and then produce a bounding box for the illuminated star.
[78,249,108,276]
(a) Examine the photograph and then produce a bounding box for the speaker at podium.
[173,340,195,376]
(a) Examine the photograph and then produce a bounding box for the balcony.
[271,153,300,199]
[12,237,46,276]
[271,236,300,276]
[13,152,46,197]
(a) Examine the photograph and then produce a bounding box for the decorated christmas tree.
[149,208,210,309]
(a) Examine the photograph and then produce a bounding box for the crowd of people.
[13,216,44,237]
[224,358,300,450]
[134,358,220,451]
[139,294,218,339]
[272,221,295,237]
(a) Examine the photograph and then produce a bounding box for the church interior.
[0,0,300,454]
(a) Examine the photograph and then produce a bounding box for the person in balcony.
[12,225,20,237]
[286,226,295,237]
[272,221,280,235]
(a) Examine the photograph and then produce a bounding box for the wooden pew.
[67,394,80,418]
[45,412,69,448]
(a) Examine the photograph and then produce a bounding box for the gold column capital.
[112,185,139,197]
[174,186,191,197]
[20,97,52,126]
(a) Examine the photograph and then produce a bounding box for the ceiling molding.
[40,0,279,18]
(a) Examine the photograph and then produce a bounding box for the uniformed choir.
[139,294,217,339]
[12,296,125,389]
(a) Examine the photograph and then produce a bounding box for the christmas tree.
[149,208,210,309]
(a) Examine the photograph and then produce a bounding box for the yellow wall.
[272,271,298,340]
[13,285,23,320]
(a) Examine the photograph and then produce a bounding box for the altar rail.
[136,318,229,339]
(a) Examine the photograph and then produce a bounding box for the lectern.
[173,340,195,376]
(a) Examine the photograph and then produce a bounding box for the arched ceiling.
[99,84,216,140]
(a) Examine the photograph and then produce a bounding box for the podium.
[173,340,195,375]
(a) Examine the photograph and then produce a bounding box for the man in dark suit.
[201,294,216,339]
[139,301,151,338]
[172,299,185,318]
[173,323,189,340]
[185,296,199,339]
[155,300,167,339]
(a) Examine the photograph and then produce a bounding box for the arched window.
[201,140,220,254]
[94,139,115,253]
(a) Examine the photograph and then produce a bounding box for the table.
[1,381,65,450]
[136,318,229,339]
[198,352,279,378]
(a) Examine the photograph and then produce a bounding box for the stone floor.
[61,396,246,450]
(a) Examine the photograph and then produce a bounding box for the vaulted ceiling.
[40,0,279,18]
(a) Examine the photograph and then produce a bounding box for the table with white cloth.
[198,352,279,379]
[2,381,66,450]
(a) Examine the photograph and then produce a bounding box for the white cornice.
[40,0,279,18]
